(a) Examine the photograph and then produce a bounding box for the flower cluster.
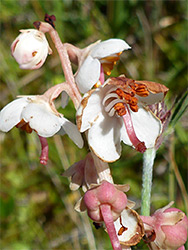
[1,14,187,250]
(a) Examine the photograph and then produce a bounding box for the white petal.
[119,117,132,146]
[59,117,84,148]
[0,97,29,132]
[121,107,162,148]
[77,89,103,132]
[88,112,122,162]
[75,55,100,93]
[21,101,62,137]
[90,39,131,59]
[114,208,144,245]
[137,92,165,105]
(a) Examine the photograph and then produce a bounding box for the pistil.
[100,204,122,250]
[122,106,146,153]
[38,135,49,165]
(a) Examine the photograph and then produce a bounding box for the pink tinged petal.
[114,208,144,246]
[84,153,99,188]
[63,159,86,191]
[77,89,103,132]
[160,211,185,226]
[21,101,62,137]
[140,215,155,226]
[90,39,131,59]
[75,55,101,93]
[88,112,122,162]
[58,117,84,148]
[177,246,185,250]
[161,210,188,249]
[83,181,127,222]
[38,135,49,165]
[100,204,122,250]
[0,97,29,132]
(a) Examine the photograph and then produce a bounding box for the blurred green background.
[0,0,187,249]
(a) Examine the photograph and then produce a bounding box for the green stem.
[141,148,156,216]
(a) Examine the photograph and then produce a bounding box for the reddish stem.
[34,21,82,109]
[38,135,49,165]
[100,204,122,250]
[122,106,146,153]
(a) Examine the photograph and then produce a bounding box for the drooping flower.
[0,84,83,164]
[0,96,82,145]
[76,75,169,162]
[141,202,188,250]
[63,152,99,192]
[75,39,131,93]
[75,181,144,250]
[63,151,115,192]
[11,29,52,69]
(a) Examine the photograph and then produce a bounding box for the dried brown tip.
[44,14,56,28]
[33,21,41,30]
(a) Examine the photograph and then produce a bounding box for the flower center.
[102,80,148,153]
[102,80,149,117]
[100,52,122,76]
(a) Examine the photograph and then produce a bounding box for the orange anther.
[134,83,149,97]
[129,104,138,112]
[115,88,125,99]
[16,119,33,133]
[32,51,37,57]
[114,103,126,116]
[128,97,138,106]
[118,226,128,236]
[136,90,149,97]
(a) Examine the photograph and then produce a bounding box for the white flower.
[114,207,144,247]
[0,95,83,148]
[77,75,169,162]
[75,39,131,93]
[11,29,52,69]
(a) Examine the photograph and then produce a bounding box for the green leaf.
[170,89,188,127]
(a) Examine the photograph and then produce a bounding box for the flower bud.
[141,202,188,250]
[83,181,127,222]
[161,207,188,249]
[11,29,52,69]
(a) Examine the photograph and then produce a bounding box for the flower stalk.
[141,147,156,216]
[91,152,114,184]
[33,21,82,109]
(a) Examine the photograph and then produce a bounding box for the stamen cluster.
[101,52,122,76]
[103,77,150,117]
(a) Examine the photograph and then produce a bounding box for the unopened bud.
[11,29,52,69]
